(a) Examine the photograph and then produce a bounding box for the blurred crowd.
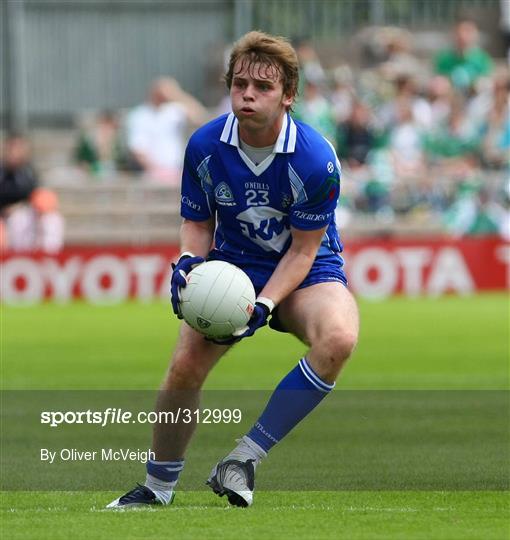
[290,19,509,239]
[73,78,208,183]
[1,18,509,251]
[68,17,510,240]
[0,134,64,252]
[0,77,208,252]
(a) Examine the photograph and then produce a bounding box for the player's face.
[230,57,293,143]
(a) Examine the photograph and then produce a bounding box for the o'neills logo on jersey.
[214,182,236,206]
[236,206,290,253]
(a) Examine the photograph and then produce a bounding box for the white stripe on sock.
[299,358,335,392]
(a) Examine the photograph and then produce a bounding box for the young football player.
[108,30,359,509]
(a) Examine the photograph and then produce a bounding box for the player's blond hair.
[225,31,299,103]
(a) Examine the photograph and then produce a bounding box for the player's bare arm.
[179,217,215,257]
[169,217,215,317]
[259,225,327,305]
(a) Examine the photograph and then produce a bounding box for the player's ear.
[282,93,294,109]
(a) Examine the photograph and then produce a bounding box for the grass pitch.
[1,293,509,539]
[3,491,509,540]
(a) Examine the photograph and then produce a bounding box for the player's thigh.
[277,282,359,347]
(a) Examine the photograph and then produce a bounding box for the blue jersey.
[180,112,343,262]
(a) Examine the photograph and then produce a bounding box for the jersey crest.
[214,182,236,206]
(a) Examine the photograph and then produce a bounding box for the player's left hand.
[208,301,272,345]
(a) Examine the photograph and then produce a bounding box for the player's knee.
[319,327,358,367]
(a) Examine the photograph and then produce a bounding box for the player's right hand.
[207,300,272,345]
[170,253,205,318]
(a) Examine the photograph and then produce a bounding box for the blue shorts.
[207,248,348,296]
[208,249,347,333]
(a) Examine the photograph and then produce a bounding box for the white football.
[179,260,256,338]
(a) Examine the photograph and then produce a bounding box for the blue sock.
[247,357,335,452]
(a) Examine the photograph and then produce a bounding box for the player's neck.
[238,114,285,148]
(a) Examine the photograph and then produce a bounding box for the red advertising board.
[1,237,508,304]
[343,236,509,298]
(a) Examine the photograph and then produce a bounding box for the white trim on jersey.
[219,112,297,154]
[288,163,308,205]
[273,112,297,153]
[237,149,276,176]
[220,113,237,145]
[323,136,342,172]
